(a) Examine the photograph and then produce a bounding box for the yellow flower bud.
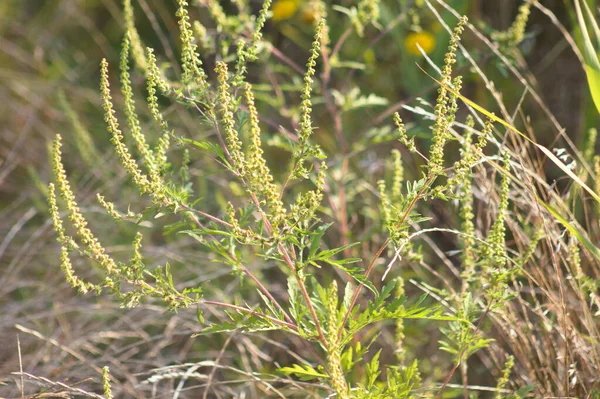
[272,0,298,22]
[404,31,436,56]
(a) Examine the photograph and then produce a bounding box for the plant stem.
[338,175,435,339]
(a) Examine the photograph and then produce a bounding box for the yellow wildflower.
[404,31,436,56]
[272,0,298,22]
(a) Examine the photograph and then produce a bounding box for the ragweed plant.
[491,0,532,50]
[45,0,600,397]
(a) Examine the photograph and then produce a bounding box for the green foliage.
[278,363,328,381]
[574,0,600,114]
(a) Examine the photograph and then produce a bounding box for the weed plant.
[2,0,600,398]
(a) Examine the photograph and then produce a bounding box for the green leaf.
[343,297,457,347]
[309,223,331,259]
[332,5,358,19]
[277,363,328,381]
[183,286,203,295]
[343,267,378,295]
[179,230,204,244]
[585,64,600,114]
[515,384,537,396]
[575,0,600,114]
[331,87,388,112]
[314,242,360,261]
[182,137,227,162]
[179,229,234,240]
[195,321,238,335]
[165,262,175,289]
[196,306,204,324]
[334,257,363,265]
[575,0,600,70]
[539,199,600,262]
[365,350,382,389]
[197,316,284,336]
[331,59,366,70]
[136,204,160,224]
